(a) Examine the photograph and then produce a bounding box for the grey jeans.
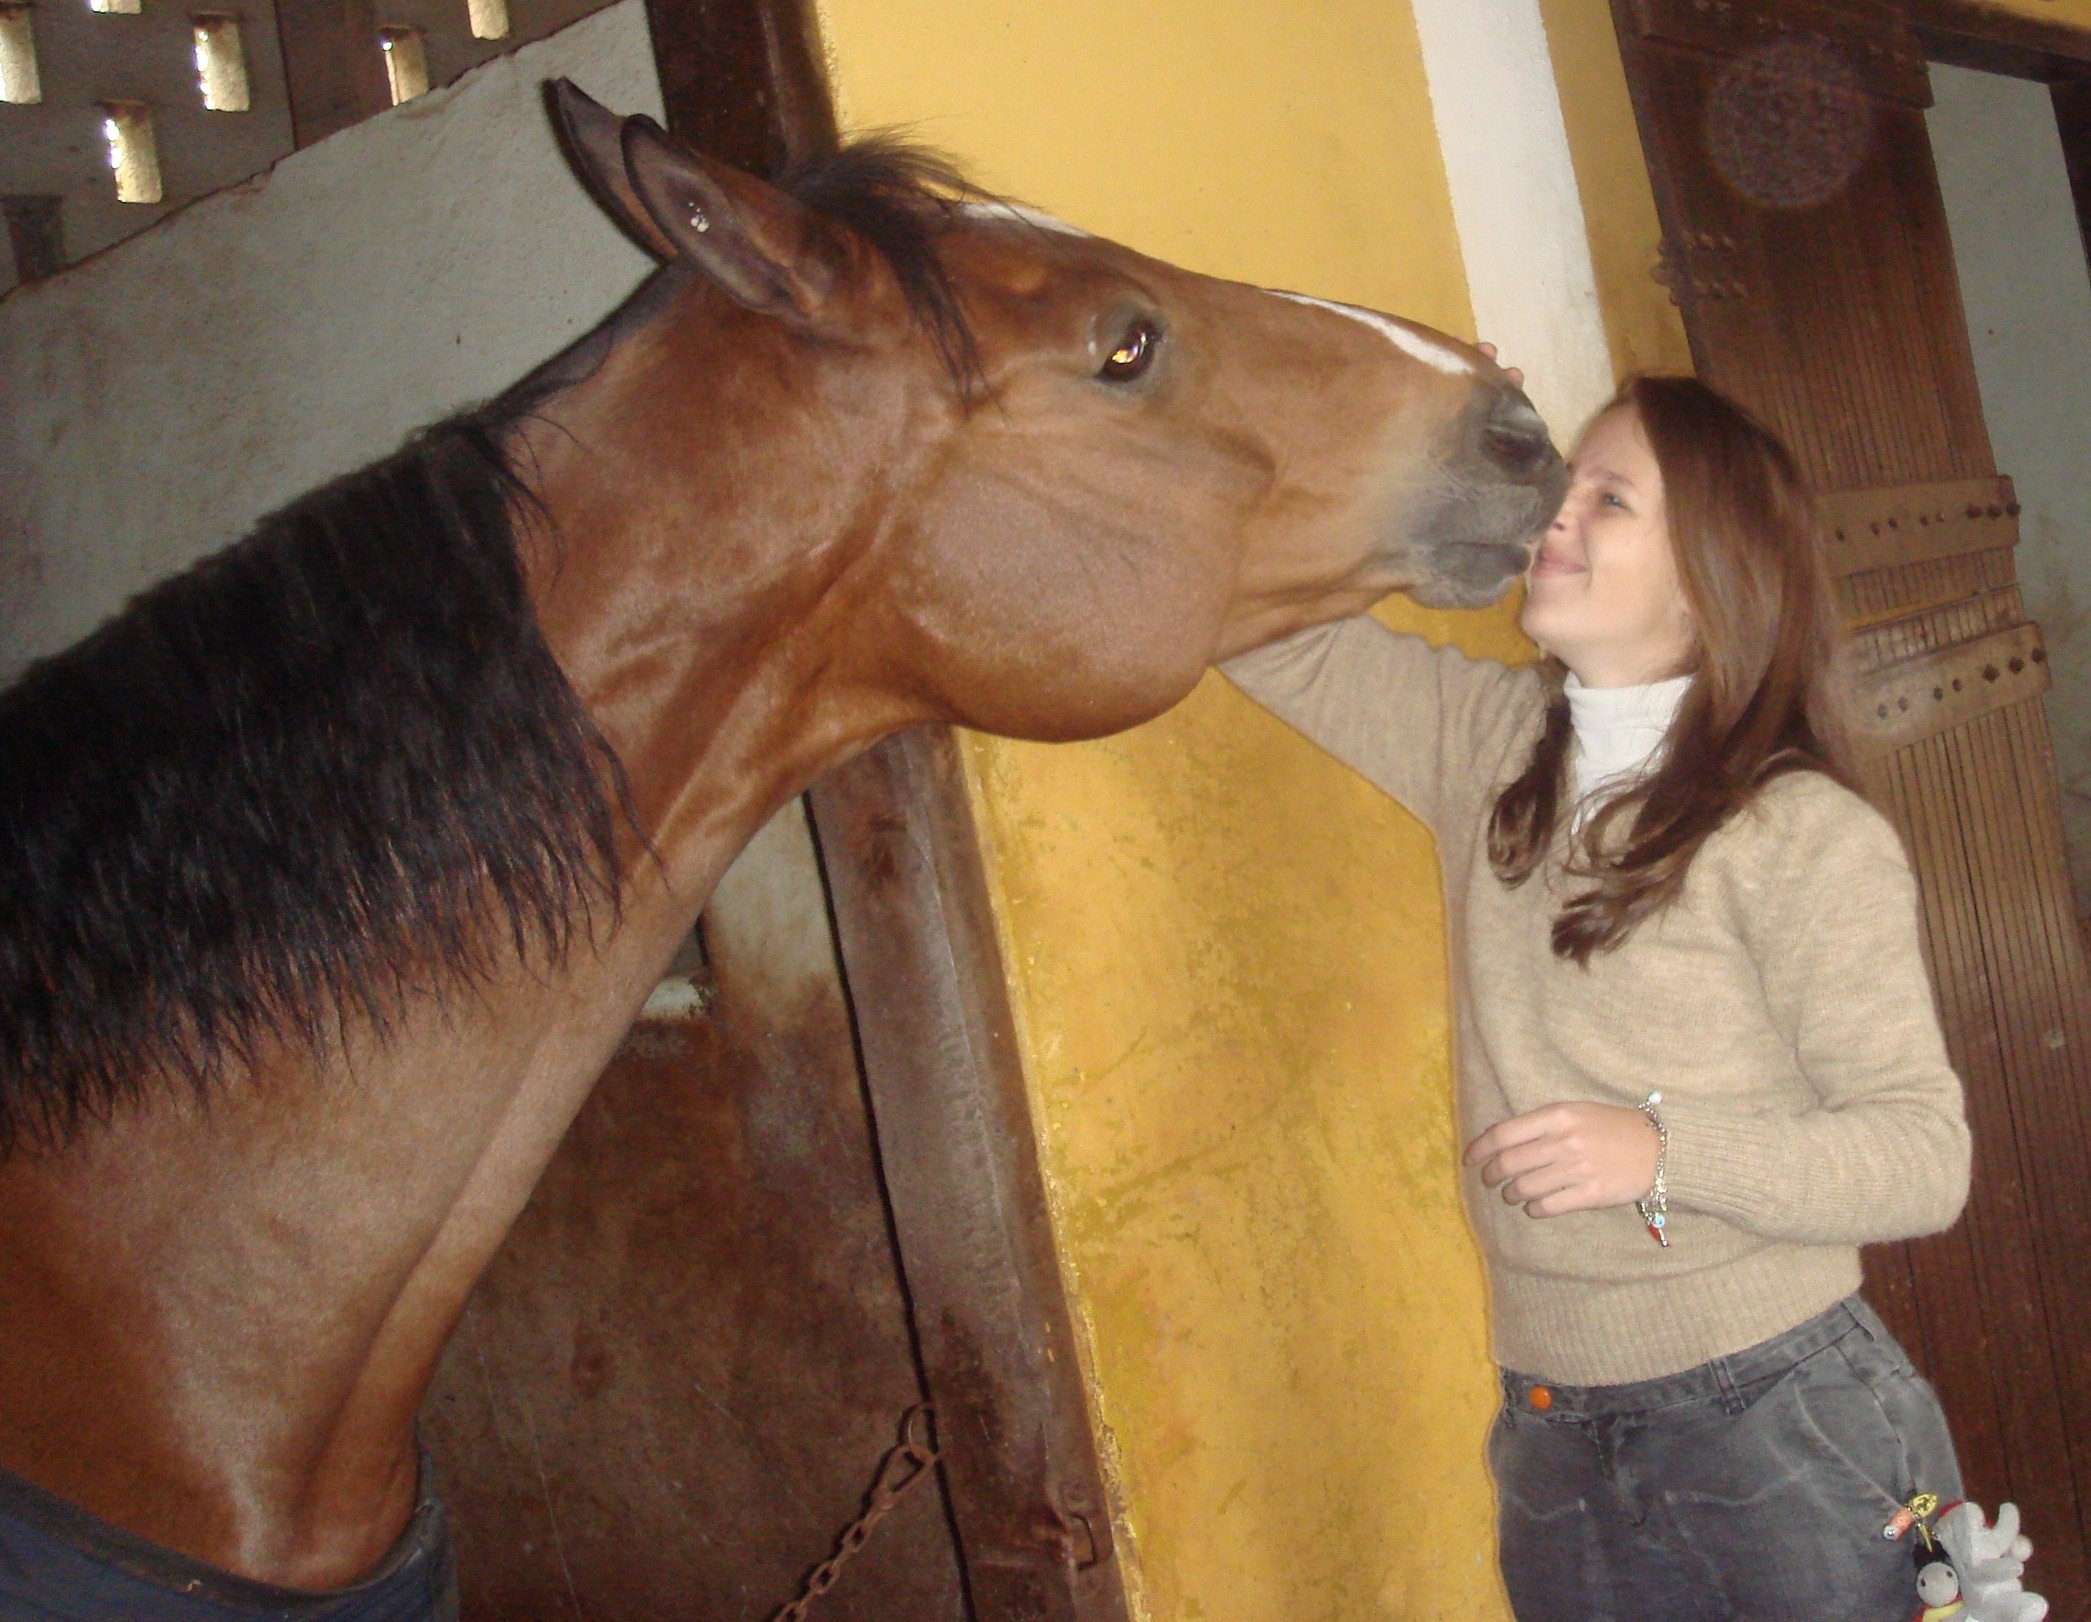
[1491,1296,1961,1622]
[0,1448,457,1621]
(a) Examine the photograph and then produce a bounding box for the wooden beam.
[1849,621,2052,753]
[1902,0,2091,77]
[2056,77,2091,282]
[1818,474,2020,578]
[643,0,837,171]
[273,0,391,149]
[808,731,1130,1622]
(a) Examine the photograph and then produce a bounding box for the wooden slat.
[1848,621,2051,753]
[274,0,391,149]
[1628,0,1932,104]
[1819,474,2019,576]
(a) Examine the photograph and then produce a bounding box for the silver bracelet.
[1635,1091,1670,1247]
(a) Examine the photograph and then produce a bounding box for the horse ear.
[616,115,834,323]
[547,78,677,261]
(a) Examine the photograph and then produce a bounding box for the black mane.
[0,134,994,1157]
[0,400,626,1156]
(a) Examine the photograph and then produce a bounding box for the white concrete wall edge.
[1407,0,1617,442]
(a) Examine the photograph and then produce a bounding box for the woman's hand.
[1475,340,1526,390]
[1464,1102,1659,1217]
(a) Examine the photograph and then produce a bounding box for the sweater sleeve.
[1659,781,1971,1246]
[1218,617,1538,837]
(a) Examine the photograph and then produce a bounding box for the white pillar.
[1408,0,1617,440]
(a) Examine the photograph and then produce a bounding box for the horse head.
[546,81,1563,749]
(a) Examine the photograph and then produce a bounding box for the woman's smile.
[1518,406,1692,688]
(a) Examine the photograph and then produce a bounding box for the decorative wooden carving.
[1819,475,2020,577]
[1849,621,2050,754]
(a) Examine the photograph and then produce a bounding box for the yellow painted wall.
[816,5,1526,1616]
[1990,0,2091,26]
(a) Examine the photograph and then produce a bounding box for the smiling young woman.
[1224,375,1974,1621]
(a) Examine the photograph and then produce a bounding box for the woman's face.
[1519,406,1693,688]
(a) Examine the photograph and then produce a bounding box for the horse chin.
[960,664,1210,745]
[1407,540,1533,610]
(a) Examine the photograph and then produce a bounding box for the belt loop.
[1714,1356,1745,1415]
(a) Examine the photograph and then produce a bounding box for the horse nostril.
[1483,396,1554,477]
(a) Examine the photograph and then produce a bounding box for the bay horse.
[0,80,1563,1610]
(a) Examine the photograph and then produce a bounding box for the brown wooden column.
[809,733,1131,1622]
[2055,77,2091,282]
[274,0,391,148]
[643,0,836,170]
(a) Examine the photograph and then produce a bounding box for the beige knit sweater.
[1223,617,1970,1385]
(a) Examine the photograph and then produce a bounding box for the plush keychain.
[1888,1495,2049,1622]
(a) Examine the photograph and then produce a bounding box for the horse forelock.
[0,403,631,1158]
[772,136,993,400]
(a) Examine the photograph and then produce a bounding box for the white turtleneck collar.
[1565,671,1693,815]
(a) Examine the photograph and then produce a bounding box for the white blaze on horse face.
[1265,289,1473,375]
[960,201,1090,237]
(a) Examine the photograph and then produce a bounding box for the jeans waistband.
[1499,1294,1886,1420]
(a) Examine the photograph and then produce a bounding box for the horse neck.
[518,310,927,905]
[0,310,932,1585]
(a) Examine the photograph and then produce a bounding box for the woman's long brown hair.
[1486,375,1858,962]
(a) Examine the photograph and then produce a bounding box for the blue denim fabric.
[1491,1296,1962,1622]
[0,1452,457,1622]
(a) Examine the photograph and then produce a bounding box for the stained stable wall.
[0,4,661,673]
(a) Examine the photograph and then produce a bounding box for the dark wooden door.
[1611,1,2091,1611]
[423,805,970,1621]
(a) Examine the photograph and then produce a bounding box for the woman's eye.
[1100,319,1161,383]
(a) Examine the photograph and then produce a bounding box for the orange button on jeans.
[1527,1385,1553,1412]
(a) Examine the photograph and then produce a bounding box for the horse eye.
[1099,318,1161,383]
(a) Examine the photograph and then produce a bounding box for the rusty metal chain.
[769,1403,940,1622]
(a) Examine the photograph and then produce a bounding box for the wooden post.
[643,0,836,169]
[2054,77,2091,288]
[273,0,391,148]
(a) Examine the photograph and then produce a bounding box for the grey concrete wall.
[0,0,661,678]
[0,0,297,293]
[1929,62,2091,919]
[0,0,618,294]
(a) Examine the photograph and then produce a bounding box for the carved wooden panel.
[1849,619,2050,752]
